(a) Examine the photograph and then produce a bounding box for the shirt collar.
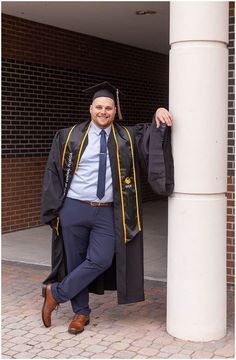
[90,121,111,136]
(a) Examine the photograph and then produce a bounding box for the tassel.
[116,89,123,121]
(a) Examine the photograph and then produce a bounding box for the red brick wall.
[227,177,235,286]
[227,2,235,287]
[2,14,168,233]
[2,157,46,233]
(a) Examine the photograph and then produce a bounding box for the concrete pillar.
[167,2,228,341]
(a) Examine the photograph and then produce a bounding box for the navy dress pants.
[51,198,115,315]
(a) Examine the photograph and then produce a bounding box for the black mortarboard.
[83,81,123,120]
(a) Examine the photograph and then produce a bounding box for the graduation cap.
[83,81,123,120]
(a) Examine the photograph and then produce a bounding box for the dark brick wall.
[2,59,168,158]
[2,14,168,233]
[2,13,168,82]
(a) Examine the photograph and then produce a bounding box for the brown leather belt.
[82,200,113,207]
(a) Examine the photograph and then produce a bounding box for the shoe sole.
[41,284,50,328]
[68,319,90,335]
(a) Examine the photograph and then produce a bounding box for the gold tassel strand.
[116,89,123,121]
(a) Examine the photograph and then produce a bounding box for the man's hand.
[155,107,173,128]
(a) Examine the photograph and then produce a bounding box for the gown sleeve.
[40,131,65,226]
[134,115,174,196]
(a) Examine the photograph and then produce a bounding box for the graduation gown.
[40,118,174,304]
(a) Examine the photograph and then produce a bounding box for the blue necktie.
[97,129,107,199]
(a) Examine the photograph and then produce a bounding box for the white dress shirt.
[67,121,113,202]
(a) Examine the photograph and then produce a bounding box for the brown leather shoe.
[68,314,90,334]
[41,284,58,328]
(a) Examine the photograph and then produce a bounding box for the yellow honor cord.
[111,123,127,242]
[56,216,60,236]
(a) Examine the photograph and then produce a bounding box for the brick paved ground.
[2,261,235,359]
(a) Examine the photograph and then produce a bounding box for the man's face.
[90,97,116,128]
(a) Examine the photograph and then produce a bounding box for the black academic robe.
[40,118,174,304]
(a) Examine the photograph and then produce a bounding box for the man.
[41,82,174,335]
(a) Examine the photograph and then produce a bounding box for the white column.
[167,2,229,341]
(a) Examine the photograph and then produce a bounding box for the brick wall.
[227,2,235,287]
[2,14,168,233]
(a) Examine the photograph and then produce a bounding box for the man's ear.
[89,104,93,113]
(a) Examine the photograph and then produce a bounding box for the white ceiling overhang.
[2,1,170,54]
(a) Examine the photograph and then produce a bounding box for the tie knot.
[100,129,106,136]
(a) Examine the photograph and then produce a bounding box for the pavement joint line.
[2,258,51,268]
[144,276,167,282]
[2,259,51,270]
[1,259,168,285]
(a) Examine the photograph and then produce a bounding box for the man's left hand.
[155,107,173,128]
